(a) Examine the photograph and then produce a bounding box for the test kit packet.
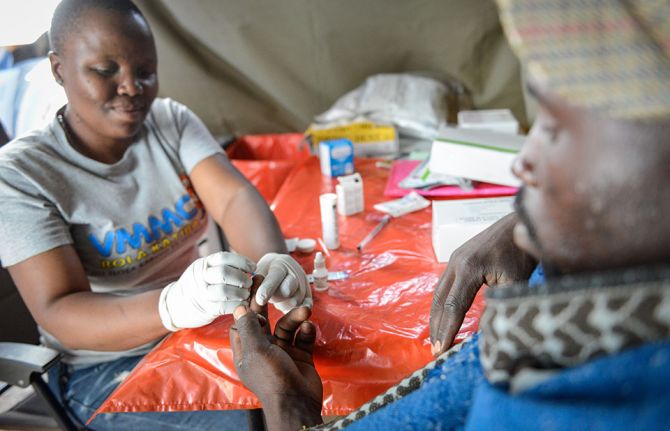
[373,191,430,217]
[319,138,355,177]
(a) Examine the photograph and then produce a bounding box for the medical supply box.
[308,121,398,157]
[336,173,364,216]
[432,196,514,262]
[429,126,525,187]
[319,138,355,177]
[457,109,519,135]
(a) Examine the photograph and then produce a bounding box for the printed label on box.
[319,139,354,177]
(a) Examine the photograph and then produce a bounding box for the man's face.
[512,82,670,275]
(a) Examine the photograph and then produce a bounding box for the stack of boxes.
[428,109,524,262]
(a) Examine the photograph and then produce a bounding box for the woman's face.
[50,8,158,146]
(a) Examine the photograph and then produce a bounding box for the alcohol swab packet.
[373,191,430,217]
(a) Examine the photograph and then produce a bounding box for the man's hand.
[254,253,313,313]
[230,295,323,431]
[158,251,255,331]
[430,213,536,355]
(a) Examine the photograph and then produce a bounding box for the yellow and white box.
[307,121,398,157]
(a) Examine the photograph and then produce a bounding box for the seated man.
[228,0,670,429]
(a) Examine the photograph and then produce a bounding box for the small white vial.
[312,252,328,291]
[319,193,340,249]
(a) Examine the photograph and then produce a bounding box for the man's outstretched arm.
[430,213,537,355]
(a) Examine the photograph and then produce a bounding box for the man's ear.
[48,51,64,86]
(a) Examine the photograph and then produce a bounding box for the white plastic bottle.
[312,252,329,292]
[319,193,340,249]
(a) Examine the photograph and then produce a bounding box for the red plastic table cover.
[92,157,486,419]
[226,133,312,202]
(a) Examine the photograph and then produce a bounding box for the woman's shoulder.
[147,97,191,124]
[144,98,207,146]
[0,123,61,171]
[0,120,77,197]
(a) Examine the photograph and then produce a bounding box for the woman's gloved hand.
[254,253,313,314]
[158,251,256,331]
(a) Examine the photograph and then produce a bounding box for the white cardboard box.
[432,197,515,263]
[457,109,519,135]
[429,126,525,187]
[336,173,364,216]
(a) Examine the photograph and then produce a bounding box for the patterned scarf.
[496,0,670,120]
[480,265,670,392]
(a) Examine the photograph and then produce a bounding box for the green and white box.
[429,126,525,187]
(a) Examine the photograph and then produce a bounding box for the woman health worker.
[0,0,310,429]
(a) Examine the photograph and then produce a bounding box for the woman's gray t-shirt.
[0,98,223,363]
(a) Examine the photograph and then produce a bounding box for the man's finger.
[432,274,482,356]
[249,275,266,313]
[274,306,311,344]
[429,269,456,344]
[249,275,270,335]
[230,309,244,366]
[232,305,268,357]
[294,320,317,353]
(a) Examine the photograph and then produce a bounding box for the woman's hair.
[49,0,147,54]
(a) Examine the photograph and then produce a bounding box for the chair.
[0,267,78,430]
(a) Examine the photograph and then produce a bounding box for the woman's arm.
[189,153,314,313]
[8,245,168,351]
[11,243,258,349]
[189,153,287,261]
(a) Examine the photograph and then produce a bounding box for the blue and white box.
[319,138,354,177]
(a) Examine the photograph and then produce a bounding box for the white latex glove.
[159,251,256,331]
[254,253,313,313]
